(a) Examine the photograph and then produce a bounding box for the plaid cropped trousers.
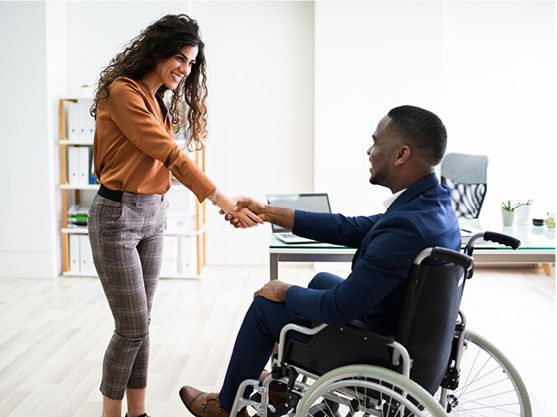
[88,192,166,400]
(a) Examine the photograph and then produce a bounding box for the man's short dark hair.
[387,105,447,165]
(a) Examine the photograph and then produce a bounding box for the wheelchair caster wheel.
[446,394,458,413]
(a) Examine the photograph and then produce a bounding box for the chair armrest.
[278,323,328,363]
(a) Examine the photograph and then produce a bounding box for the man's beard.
[369,167,385,186]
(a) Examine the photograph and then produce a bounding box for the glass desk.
[269,222,555,280]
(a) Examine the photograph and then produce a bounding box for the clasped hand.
[220,197,267,229]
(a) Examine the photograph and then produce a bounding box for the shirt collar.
[383,188,407,209]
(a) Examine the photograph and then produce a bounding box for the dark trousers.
[219,272,343,410]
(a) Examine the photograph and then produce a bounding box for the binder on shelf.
[79,235,96,275]
[67,146,80,186]
[69,234,80,272]
[165,213,195,235]
[166,183,196,215]
[160,236,179,276]
[78,146,90,186]
[178,236,196,276]
[67,101,79,141]
[81,99,95,143]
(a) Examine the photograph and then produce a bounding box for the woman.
[88,14,261,417]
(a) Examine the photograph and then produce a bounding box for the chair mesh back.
[441,153,488,219]
[395,262,466,394]
[442,177,487,219]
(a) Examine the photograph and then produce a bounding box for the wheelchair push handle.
[465,231,521,255]
[414,246,473,270]
[483,231,521,249]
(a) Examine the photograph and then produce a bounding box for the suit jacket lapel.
[385,173,439,213]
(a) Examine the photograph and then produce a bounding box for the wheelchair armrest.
[277,321,401,378]
[278,323,328,363]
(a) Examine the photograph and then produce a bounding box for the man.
[179,105,460,417]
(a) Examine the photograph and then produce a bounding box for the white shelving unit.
[60,184,99,190]
[57,98,207,279]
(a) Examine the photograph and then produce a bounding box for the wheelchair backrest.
[395,261,467,394]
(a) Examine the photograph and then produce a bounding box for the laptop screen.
[266,193,331,233]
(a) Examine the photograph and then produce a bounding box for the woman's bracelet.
[211,188,221,206]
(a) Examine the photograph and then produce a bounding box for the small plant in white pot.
[501,200,520,226]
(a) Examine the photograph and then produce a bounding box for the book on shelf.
[68,205,89,226]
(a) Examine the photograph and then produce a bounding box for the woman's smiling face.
[154,45,199,90]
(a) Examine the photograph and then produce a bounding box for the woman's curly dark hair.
[90,14,208,150]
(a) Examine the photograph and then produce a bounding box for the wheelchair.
[229,232,532,417]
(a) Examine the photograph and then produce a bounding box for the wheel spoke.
[436,331,530,417]
[456,403,521,416]
[459,384,515,399]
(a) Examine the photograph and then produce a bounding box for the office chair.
[441,153,488,219]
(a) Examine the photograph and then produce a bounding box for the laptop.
[266,193,331,244]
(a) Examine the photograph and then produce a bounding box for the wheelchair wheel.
[439,329,532,417]
[296,364,447,417]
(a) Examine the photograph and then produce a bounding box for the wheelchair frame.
[229,232,532,417]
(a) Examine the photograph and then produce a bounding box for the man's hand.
[253,280,292,303]
[220,197,268,228]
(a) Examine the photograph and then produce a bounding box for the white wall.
[0,2,63,278]
[315,1,445,215]
[440,1,556,220]
[0,1,554,275]
[315,1,556,223]
[192,1,314,265]
[66,1,191,96]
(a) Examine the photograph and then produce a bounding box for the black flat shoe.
[124,414,150,417]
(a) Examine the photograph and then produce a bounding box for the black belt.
[98,184,124,202]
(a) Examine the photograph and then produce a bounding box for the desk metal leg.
[270,253,278,280]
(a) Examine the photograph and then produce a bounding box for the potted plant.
[516,199,533,224]
[501,200,520,226]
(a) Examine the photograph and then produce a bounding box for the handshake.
[219,197,268,228]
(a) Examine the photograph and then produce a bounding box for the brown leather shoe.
[179,386,228,417]
[179,386,249,417]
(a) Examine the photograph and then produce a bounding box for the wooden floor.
[0,264,554,417]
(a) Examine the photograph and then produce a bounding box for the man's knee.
[250,296,277,317]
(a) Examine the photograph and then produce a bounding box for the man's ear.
[395,145,411,165]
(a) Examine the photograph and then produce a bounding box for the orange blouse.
[93,77,216,202]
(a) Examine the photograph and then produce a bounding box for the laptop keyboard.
[278,232,297,239]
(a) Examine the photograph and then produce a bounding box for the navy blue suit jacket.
[285,173,460,335]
